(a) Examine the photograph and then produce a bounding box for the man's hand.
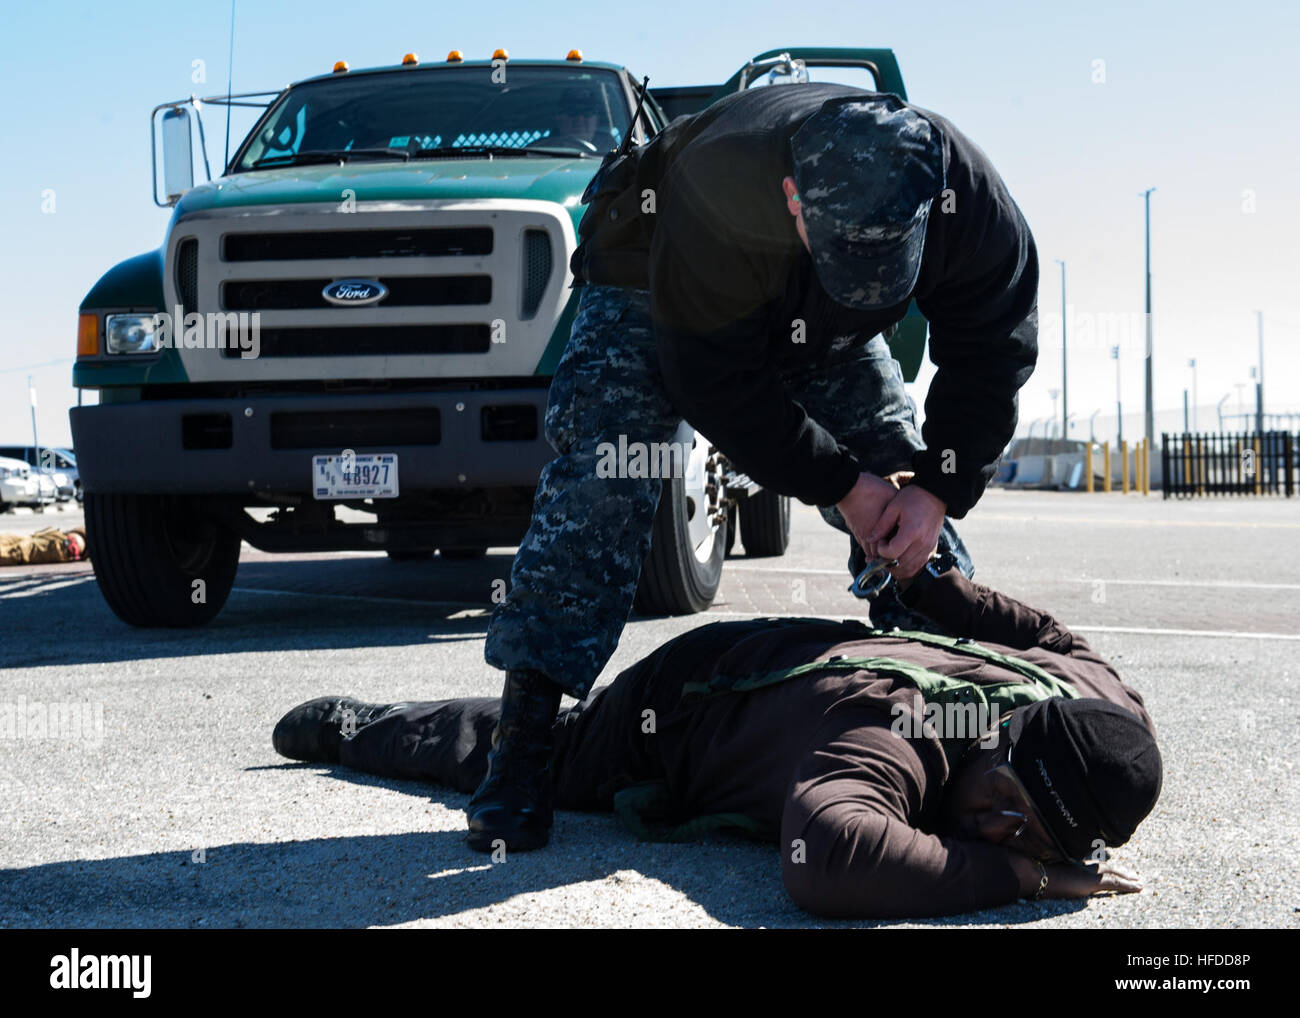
[1042,859,1144,899]
[836,472,899,561]
[868,483,947,579]
[1008,851,1143,900]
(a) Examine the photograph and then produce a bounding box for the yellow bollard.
[1121,440,1129,494]
[1140,439,1150,495]
[1103,442,1112,493]
[1086,443,1095,493]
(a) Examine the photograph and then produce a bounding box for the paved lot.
[0,489,1296,928]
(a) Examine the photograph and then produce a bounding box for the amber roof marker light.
[402,52,419,66]
[446,50,464,62]
[566,49,583,62]
[332,60,349,73]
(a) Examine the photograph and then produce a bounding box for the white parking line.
[0,576,95,598]
[725,565,847,576]
[1070,624,1300,641]
[230,586,479,610]
[0,579,49,595]
[702,607,1300,641]
[1066,577,1300,590]
[976,513,1300,530]
[725,565,1300,591]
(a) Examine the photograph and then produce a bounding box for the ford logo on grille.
[322,279,388,306]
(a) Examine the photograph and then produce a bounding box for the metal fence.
[1161,431,1296,498]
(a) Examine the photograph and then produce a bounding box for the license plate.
[312,453,399,500]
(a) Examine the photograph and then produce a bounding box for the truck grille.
[163,199,574,382]
[230,325,490,358]
[223,227,493,261]
[222,275,491,311]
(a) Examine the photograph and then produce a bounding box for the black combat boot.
[465,668,563,854]
[272,697,411,763]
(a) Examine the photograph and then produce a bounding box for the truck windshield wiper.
[410,145,593,159]
[252,148,412,168]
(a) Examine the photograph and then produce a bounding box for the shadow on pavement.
[0,769,1091,929]
[2,555,515,669]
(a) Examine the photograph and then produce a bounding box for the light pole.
[1188,358,1198,431]
[1255,310,1265,435]
[1048,388,1060,439]
[1055,259,1067,441]
[1112,345,1123,445]
[1142,188,1156,449]
[28,376,41,471]
[1089,408,1101,442]
[1216,393,1229,432]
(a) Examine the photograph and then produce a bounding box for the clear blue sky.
[3,0,1297,446]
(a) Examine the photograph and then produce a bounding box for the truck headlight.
[105,314,160,354]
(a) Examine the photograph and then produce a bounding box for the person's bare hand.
[868,484,947,579]
[836,472,898,560]
[1042,858,1144,899]
[1007,852,1143,900]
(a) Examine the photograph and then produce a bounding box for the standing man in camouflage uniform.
[466,85,1039,853]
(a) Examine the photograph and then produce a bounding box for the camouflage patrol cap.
[790,93,945,309]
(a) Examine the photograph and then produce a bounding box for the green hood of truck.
[174,157,594,221]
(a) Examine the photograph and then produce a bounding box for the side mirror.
[159,107,194,205]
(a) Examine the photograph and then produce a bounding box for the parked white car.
[0,455,44,511]
[0,445,80,502]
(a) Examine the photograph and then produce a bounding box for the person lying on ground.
[0,526,87,566]
[272,562,1160,919]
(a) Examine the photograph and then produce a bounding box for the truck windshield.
[233,65,632,170]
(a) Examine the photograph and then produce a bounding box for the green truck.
[72,46,926,627]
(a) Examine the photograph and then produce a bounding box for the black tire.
[634,472,727,615]
[439,547,487,560]
[739,488,791,557]
[84,492,241,627]
[386,550,434,561]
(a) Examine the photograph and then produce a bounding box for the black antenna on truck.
[619,75,651,156]
[223,0,236,168]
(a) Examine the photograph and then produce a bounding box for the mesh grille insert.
[521,229,552,319]
[176,238,199,314]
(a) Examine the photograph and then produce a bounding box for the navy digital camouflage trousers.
[484,284,971,698]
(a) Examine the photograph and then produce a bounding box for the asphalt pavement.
[0,489,1296,928]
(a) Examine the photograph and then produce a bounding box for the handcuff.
[848,549,959,601]
[847,556,899,599]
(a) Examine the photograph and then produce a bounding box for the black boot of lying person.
[272,697,412,764]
